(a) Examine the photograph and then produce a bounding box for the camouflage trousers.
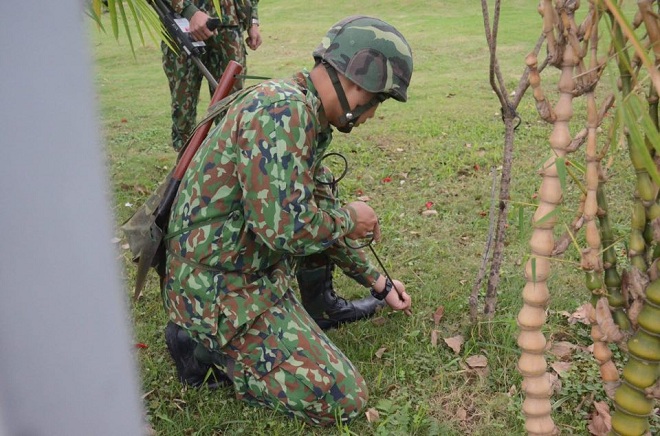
[161,28,246,151]
[208,289,369,425]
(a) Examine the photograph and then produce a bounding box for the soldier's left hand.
[247,25,262,50]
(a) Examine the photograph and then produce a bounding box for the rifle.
[122,60,243,300]
[150,0,221,90]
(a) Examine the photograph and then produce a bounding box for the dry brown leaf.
[444,335,464,354]
[548,341,577,360]
[365,407,380,423]
[645,380,660,399]
[465,355,488,368]
[627,299,644,328]
[587,401,611,435]
[568,303,594,325]
[430,330,439,348]
[623,268,649,301]
[421,209,438,216]
[433,305,445,326]
[375,347,387,359]
[545,372,562,395]
[357,195,371,202]
[550,361,572,377]
[595,298,624,342]
[604,381,620,400]
[371,317,387,326]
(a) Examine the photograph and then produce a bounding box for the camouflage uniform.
[162,16,413,425]
[163,0,258,151]
[164,71,381,424]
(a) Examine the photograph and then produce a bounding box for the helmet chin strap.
[323,63,387,133]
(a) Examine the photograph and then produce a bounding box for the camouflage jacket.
[163,70,381,351]
[171,0,258,30]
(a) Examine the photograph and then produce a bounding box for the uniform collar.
[294,69,330,130]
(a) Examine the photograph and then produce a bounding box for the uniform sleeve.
[311,166,381,287]
[250,0,258,21]
[237,98,356,255]
[170,1,199,19]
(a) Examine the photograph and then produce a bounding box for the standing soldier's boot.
[164,322,230,388]
[296,261,385,330]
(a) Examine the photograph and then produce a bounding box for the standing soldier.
[163,0,262,151]
[163,15,414,425]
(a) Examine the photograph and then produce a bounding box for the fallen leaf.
[356,189,364,196]
[382,176,392,183]
[121,118,128,123]
[357,195,371,202]
[433,305,445,326]
[431,330,439,347]
[425,201,434,209]
[371,317,387,326]
[375,347,387,359]
[466,355,488,368]
[135,343,148,349]
[550,361,571,377]
[365,408,380,423]
[421,210,438,217]
[545,372,562,394]
[548,341,577,360]
[444,335,464,354]
[587,401,611,435]
[568,303,593,325]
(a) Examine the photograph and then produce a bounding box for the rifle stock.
[156,60,243,226]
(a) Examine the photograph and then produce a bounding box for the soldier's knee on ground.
[289,367,369,426]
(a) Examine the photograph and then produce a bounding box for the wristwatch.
[370,278,393,301]
[251,18,259,26]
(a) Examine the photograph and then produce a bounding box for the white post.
[0,1,144,435]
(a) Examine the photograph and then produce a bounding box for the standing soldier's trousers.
[161,27,246,151]
[206,289,369,425]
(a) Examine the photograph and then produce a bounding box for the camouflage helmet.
[313,15,413,102]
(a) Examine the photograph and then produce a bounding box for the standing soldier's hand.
[246,24,262,50]
[189,11,216,41]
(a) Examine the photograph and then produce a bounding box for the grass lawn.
[92,1,657,434]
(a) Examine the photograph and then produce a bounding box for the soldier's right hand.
[189,11,216,41]
[344,201,381,242]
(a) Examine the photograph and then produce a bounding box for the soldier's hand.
[344,201,380,241]
[385,279,412,313]
[189,11,216,41]
[246,25,262,50]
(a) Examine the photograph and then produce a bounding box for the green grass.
[92,1,657,435]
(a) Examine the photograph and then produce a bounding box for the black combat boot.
[164,322,231,389]
[296,262,386,330]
